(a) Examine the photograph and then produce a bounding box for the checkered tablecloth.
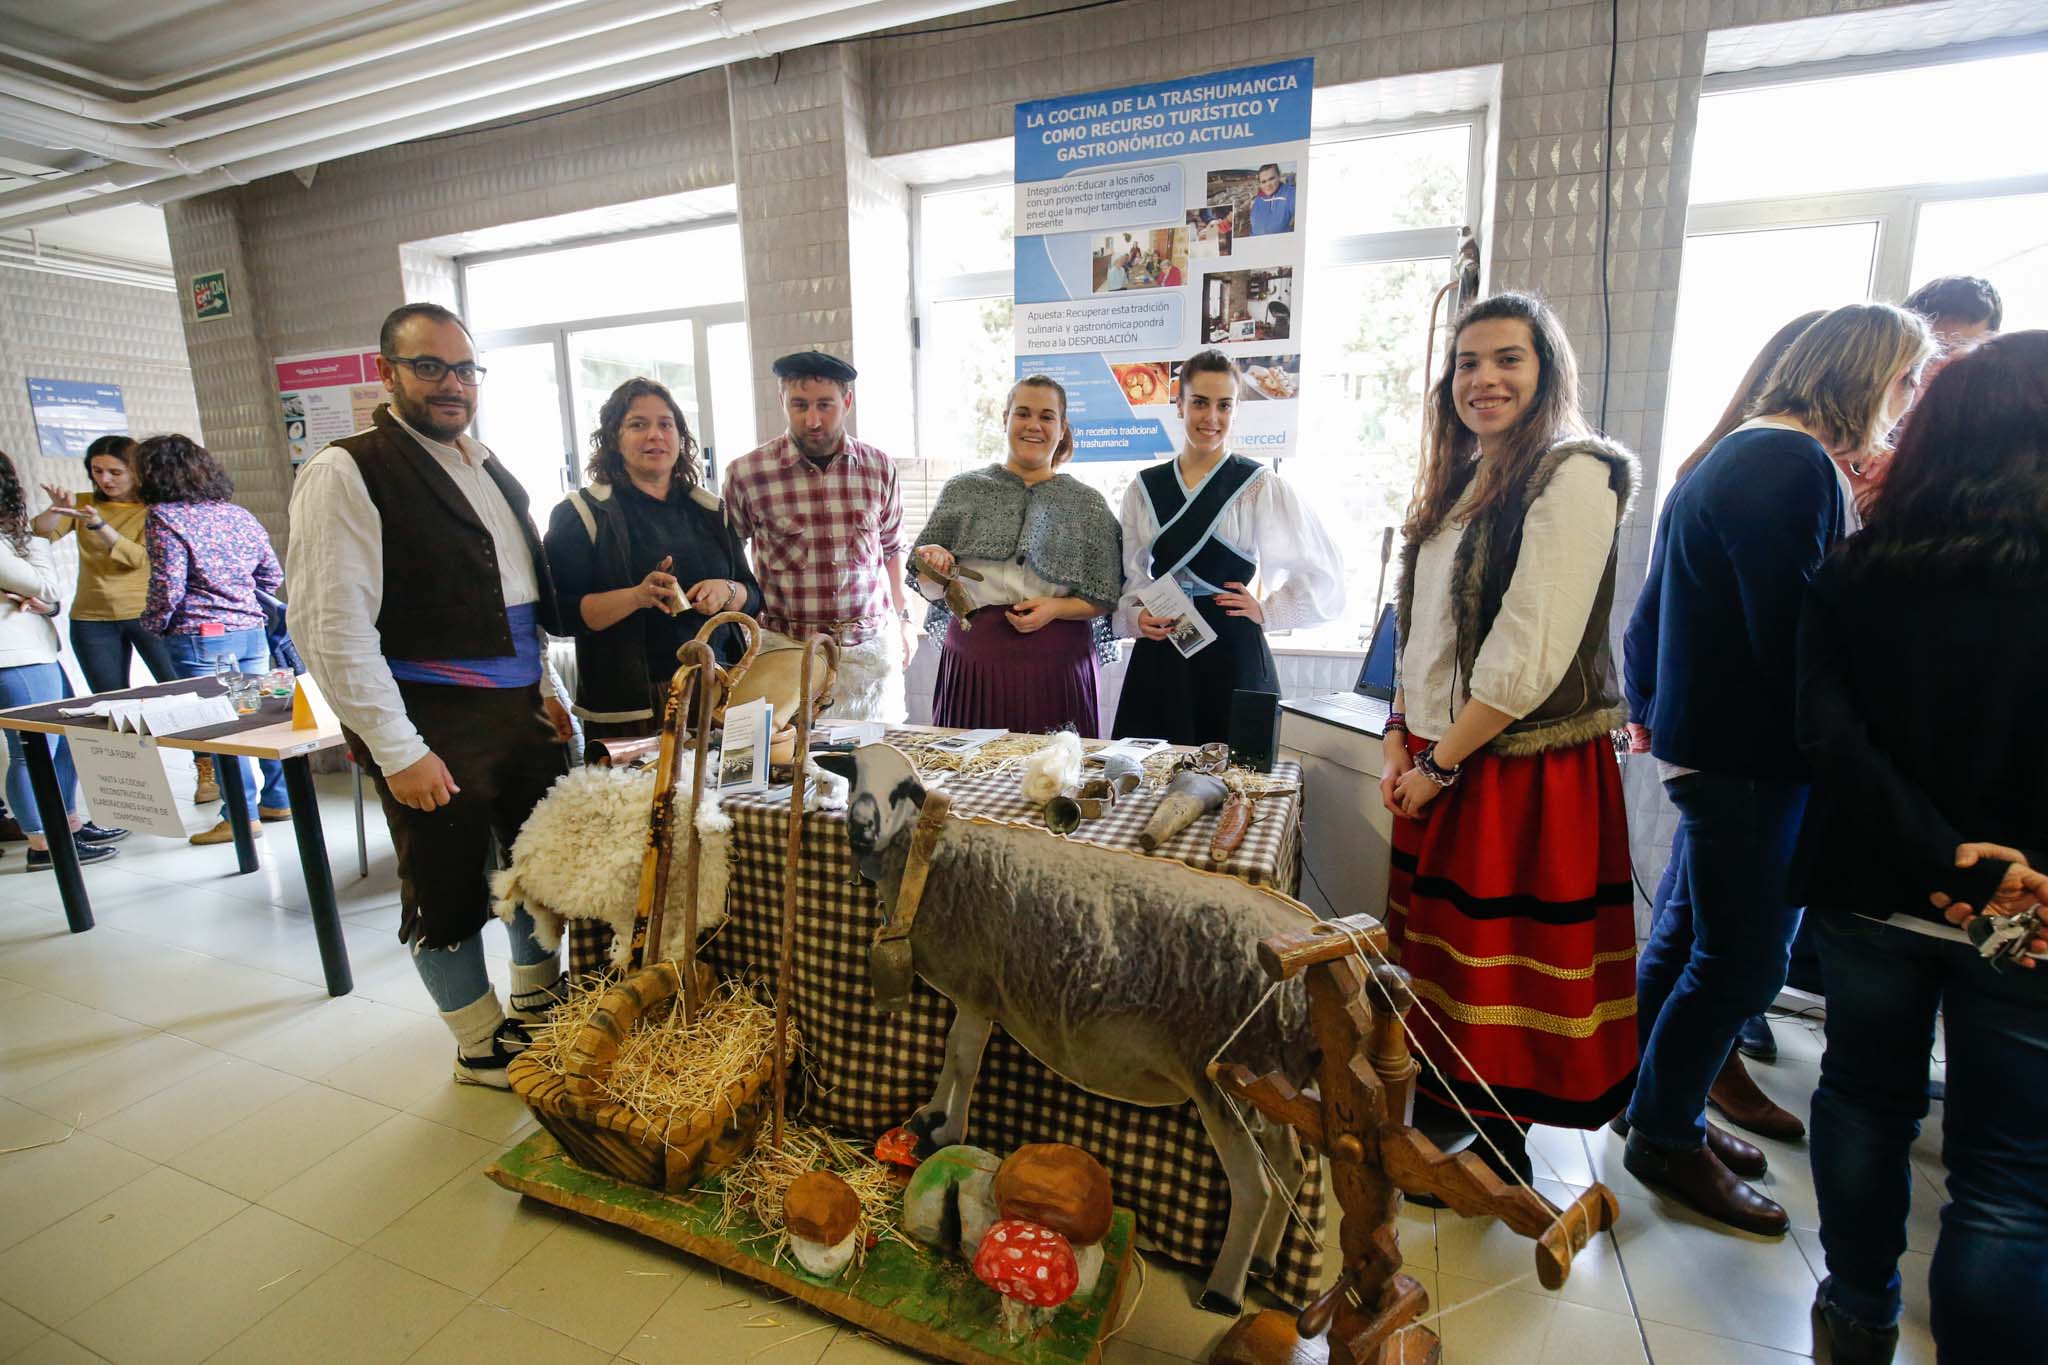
[566,736,1323,1305]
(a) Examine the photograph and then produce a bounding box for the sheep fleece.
[491,766,730,969]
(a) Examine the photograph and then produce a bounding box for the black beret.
[771,350,857,383]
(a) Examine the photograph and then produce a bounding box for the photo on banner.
[1012,58,1312,461]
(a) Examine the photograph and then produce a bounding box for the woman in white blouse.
[1109,350,1343,744]
[1380,293,1641,1187]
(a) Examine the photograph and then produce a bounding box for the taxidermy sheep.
[815,742,1317,1317]
[491,765,731,970]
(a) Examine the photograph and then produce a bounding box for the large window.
[1661,47,2048,509]
[909,116,1483,653]
[461,222,755,508]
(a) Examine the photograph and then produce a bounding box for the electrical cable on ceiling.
[402,0,1134,145]
[1597,0,1619,433]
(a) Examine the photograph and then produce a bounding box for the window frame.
[457,215,748,492]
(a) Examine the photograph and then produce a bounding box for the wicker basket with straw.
[506,962,777,1191]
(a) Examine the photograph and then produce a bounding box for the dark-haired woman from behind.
[0,449,127,867]
[1795,331,2048,1365]
[1110,348,1343,744]
[1380,291,1641,1187]
[544,377,760,742]
[138,434,292,843]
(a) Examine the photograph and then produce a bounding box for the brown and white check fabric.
[721,433,905,631]
[565,746,1323,1304]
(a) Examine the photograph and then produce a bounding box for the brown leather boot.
[193,755,220,804]
[1706,1123,1767,1179]
[1709,1052,1806,1142]
[1624,1130,1789,1236]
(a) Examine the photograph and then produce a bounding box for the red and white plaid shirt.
[724,432,906,630]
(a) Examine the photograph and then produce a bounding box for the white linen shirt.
[1112,457,1345,638]
[1398,452,1618,742]
[286,407,552,774]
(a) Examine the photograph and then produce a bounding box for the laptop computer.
[1279,604,1397,737]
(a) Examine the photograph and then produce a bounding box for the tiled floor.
[0,774,1946,1363]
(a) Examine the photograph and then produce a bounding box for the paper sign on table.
[63,728,195,839]
[292,673,337,731]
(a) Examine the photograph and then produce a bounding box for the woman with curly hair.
[543,377,760,741]
[0,449,127,866]
[138,434,291,843]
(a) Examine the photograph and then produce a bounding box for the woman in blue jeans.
[0,450,127,867]
[136,434,291,844]
[1794,331,2048,1364]
[1620,303,1933,1235]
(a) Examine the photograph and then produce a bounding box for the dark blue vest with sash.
[1139,453,1262,595]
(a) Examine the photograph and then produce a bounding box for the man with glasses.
[288,302,575,1088]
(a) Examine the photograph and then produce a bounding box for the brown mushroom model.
[972,1218,1079,1338]
[993,1144,1112,1244]
[784,1170,862,1279]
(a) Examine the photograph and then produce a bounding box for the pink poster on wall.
[276,348,383,465]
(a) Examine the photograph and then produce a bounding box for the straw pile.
[895,732,1056,781]
[522,974,788,1139]
[714,1123,913,1274]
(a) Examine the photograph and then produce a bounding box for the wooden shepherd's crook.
[631,638,722,1022]
[772,632,840,1150]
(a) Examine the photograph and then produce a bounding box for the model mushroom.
[993,1143,1114,1295]
[972,1219,1079,1338]
[783,1170,862,1279]
[901,1144,1000,1253]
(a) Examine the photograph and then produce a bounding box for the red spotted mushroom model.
[972,1219,1079,1339]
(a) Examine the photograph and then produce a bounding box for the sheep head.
[813,743,926,882]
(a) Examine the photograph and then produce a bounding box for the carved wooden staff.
[631,639,721,1021]
[773,632,840,1150]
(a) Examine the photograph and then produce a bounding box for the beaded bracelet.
[1415,743,1463,789]
[1386,709,1408,736]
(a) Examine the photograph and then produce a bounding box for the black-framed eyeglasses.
[387,355,486,385]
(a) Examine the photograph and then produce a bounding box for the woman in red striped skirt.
[1381,292,1640,1184]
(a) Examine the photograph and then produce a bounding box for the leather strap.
[876,789,953,948]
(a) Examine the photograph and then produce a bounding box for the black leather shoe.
[1815,1282,1899,1364]
[76,823,130,844]
[1623,1131,1788,1236]
[1737,1013,1778,1062]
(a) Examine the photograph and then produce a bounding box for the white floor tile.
[481,1218,691,1355]
[1433,1272,1649,1364]
[0,991,155,1098]
[407,1301,610,1365]
[621,1261,840,1365]
[0,1127,152,1253]
[207,1249,468,1365]
[86,1056,303,1163]
[1607,1192,1818,1355]
[260,1112,493,1245]
[0,1165,245,1324]
[1640,1320,1810,1363]
[60,1205,348,1365]
[1434,1180,1633,1316]
[14,1030,219,1129]
[0,1297,42,1358]
[362,1163,567,1297]
[3,1331,111,1364]
[167,1081,392,1201]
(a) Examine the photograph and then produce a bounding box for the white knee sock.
[440,991,506,1058]
[509,957,565,1013]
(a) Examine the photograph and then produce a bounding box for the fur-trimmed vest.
[1396,435,1640,757]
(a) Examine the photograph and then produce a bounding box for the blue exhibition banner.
[1014,59,1313,461]
[27,378,128,461]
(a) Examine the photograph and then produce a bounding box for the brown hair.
[1179,348,1240,397]
[1670,311,1826,486]
[1749,303,1934,457]
[1004,375,1075,468]
[585,377,701,495]
[135,434,237,504]
[1403,292,1587,545]
[83,434,138,481]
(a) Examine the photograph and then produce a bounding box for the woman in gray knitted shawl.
[912,375,1123,736]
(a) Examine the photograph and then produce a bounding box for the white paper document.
[1135,576,1217,658]
[925,728,1005,755]
[60,693,237,735]
[63,729,195,839]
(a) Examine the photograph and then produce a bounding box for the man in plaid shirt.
[724,351,913,721]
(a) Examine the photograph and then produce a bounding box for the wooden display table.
[0,675,354,996]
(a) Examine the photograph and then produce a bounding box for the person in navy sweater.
[1620,303,1932,1235]
[1795,331,2048,1365]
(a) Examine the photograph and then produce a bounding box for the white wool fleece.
[492,766,731,971]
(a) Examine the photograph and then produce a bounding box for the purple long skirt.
[932,607,1099,737]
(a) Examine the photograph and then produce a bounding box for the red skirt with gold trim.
[1385,733,1638,1131]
